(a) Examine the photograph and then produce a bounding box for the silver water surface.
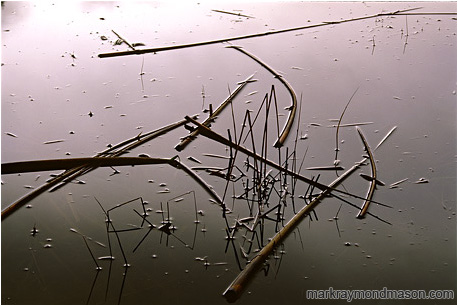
[2,1,456,304]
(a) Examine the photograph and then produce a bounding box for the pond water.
[1,1,456,304]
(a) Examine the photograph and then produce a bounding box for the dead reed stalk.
[223,158,366,302]
[227,46,297,148]
[97,8,443,58]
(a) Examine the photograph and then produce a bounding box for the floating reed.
[184,115,388,205]
[1,155,223,219]
[227,46,297,148]
[374,126,397,151]
[334,87,359,158]
[111,30,136,51]
[223,157,366,302]
[1,116,198,220]
[97,8,446,58]
[355,127,377,219]
[2,157,173,174]
[175,74,255,152]
[211,9,255,19]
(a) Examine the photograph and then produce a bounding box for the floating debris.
[98,256,115,260]
[174,198,184,202]
[328,122,374,127]
[43,244,52,248]
[245,91,258,96]
[393,96,402,100]
[23,185,34,189]
[359,173,385,186]
[211,9,255,19]
[389,178,408,189]
[374,126,397,150]
[138,153,151,158]
[187,156,202,164]
[30,225,39,236]
[414,177,429,184]
[43,139,65,145]
[5,132,17,138]
[94,241,107,248]
[306,166,344,171]
[202,153,230,159]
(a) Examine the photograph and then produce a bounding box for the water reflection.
[2,1,456,305]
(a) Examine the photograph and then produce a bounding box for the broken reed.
[0,115,204,220]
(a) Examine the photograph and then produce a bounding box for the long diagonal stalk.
[227,46,297,148]
[54,114,199,190]
[222,158,366,302]
[1,154,223,220]
[97,8,438,58]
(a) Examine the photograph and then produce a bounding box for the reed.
[97,8,443,58]
[355,127,377,219]
[227,46,297,148]
[184,115,391,206]
[175,74,255,152]
[1,116,198,220]
[335,87,359,159]
[111,30,136,51]
[223,157,366,302]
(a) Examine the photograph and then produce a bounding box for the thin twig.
[212,9,255,19]
[111,30,136,51]
[335,87,359,158]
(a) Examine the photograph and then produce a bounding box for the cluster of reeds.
[0,46,398,304]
